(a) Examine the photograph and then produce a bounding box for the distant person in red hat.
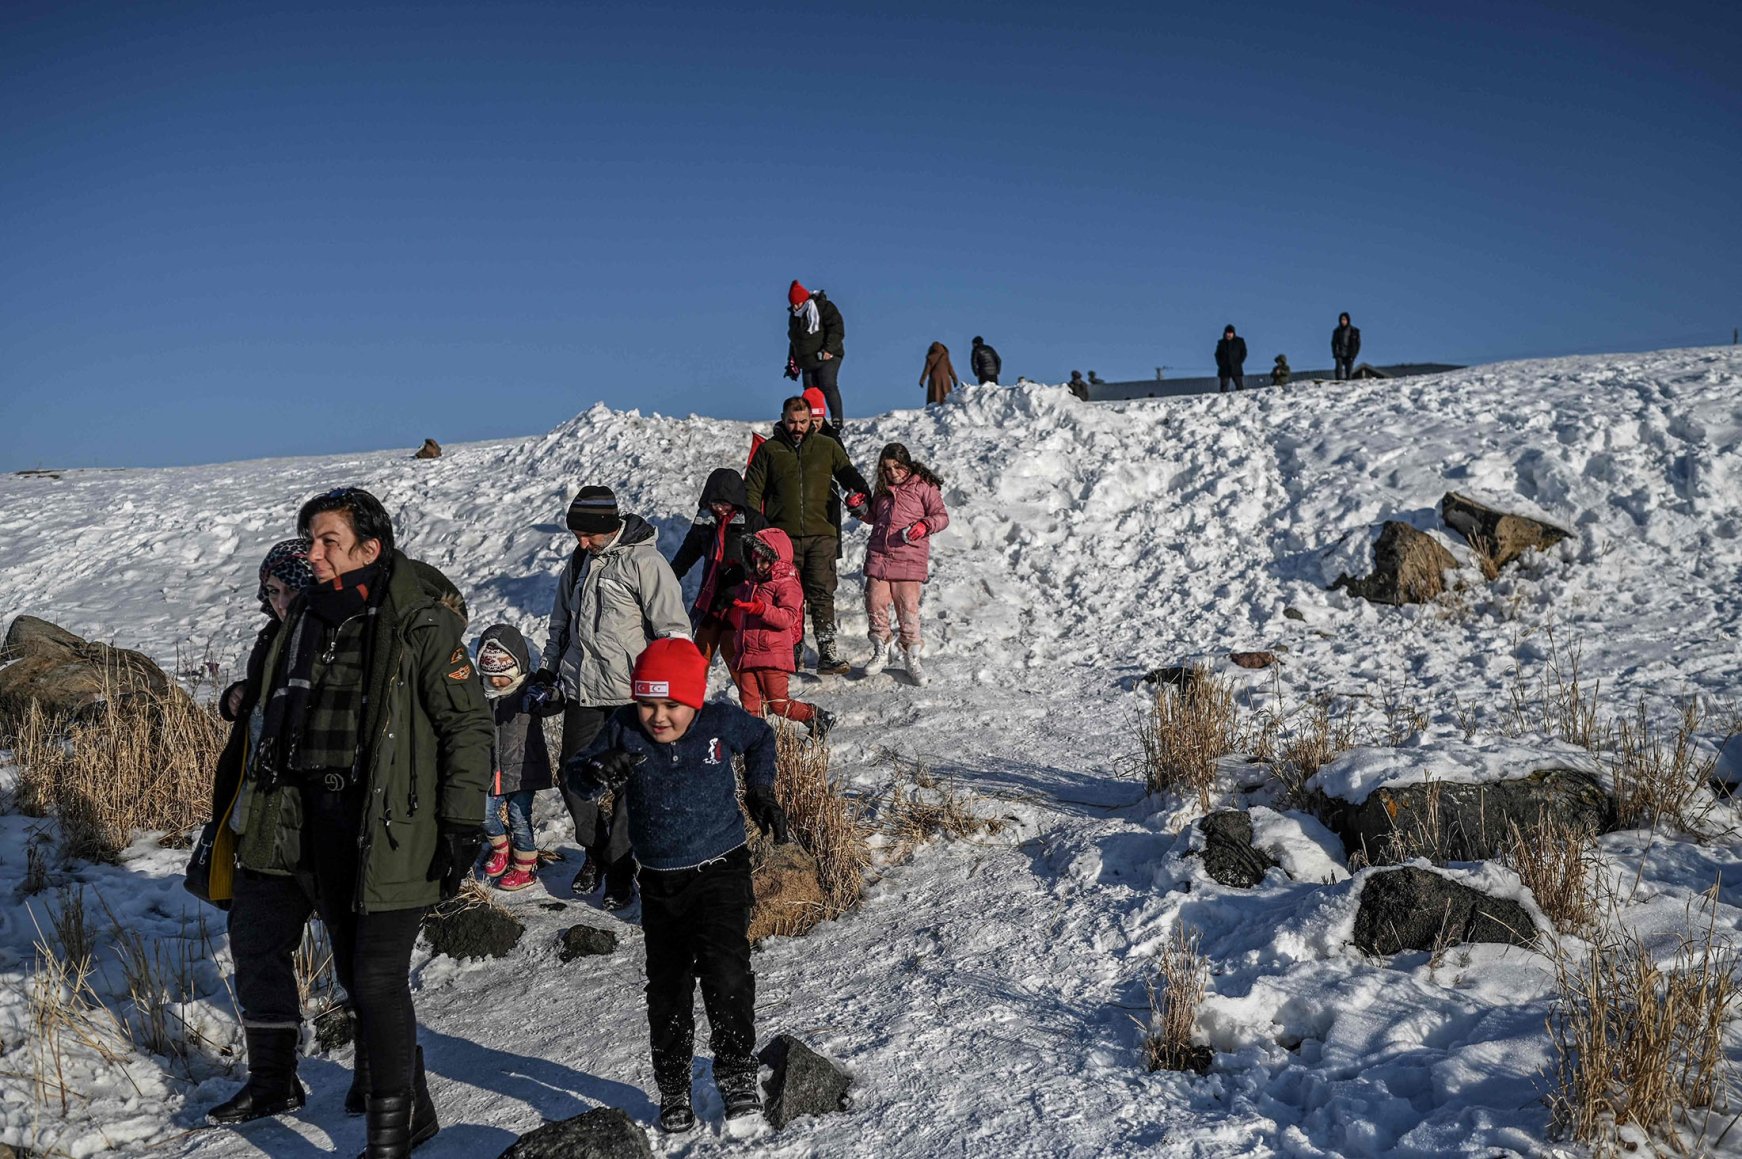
[785,279,846,424]
[567,638,784,1133]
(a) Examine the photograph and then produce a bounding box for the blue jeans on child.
[483,789,536,851]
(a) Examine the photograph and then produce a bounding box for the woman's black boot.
[207,1026,306,1125]
[359,1091,414,1159]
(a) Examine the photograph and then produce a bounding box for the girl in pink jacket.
[728,528,834,742]
[859,442,950,685]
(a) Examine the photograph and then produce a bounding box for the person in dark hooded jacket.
[668,468,769,674]
[1215,325,1247,392]
[786,280,846,424]
[970,337,1001,385]
[1332,312,1361,380]
[474,624,564,892]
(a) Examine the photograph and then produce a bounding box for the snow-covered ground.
[2,345,1740,1157]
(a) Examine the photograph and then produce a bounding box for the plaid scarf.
[255,561,382,786]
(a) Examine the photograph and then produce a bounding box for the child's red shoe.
[481,836,511,878]
[496,850,539,892]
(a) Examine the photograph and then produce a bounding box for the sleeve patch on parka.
[449,647,467,665]
[448,663,473,681]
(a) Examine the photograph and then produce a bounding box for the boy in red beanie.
[567,637,786,1133]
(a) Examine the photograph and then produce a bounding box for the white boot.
[862,638,893,676]
[902,644,928,686]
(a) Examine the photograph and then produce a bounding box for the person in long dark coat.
[1332,312,1361,380]
[919,342,959,405]
[1215,325,1248,392]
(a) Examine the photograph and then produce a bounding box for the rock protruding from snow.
[1352,866,1538,956]
[421,900,525,960]
[758,1033,851,1130]
[1331,521,1457,605]
[493,1106,653,1159]
[749,841,827,943]
[1196,811,1282,888]
[414,438,443,459]
[1315,766,1612,864]
[558,923,619,962]
[0,614,190,727]
[1439,491,1570,568]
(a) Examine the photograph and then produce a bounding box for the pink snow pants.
[865,578,923,648]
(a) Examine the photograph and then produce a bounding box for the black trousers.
[802,358,843,424]
[639,846,757,1094]
[558,703,634,874]
[1335,357,1355,380]
[228,786,425,1095]
[789,534,839,650]
[1218,373,1245,392]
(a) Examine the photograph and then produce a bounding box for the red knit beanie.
[802,387,827,419]
[788,279,810,307]
[631,638,707,709]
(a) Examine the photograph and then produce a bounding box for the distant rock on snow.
[1331,521,1457,606]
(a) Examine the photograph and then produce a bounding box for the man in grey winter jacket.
[529,485,690,907]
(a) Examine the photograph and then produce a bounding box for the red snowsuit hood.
[729,528,804,672]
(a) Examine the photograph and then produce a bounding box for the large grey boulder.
[1353,866,1538,955]
[758,1034,850,1130]
[1440,491,1570,569]
[1196,811,1281,888]
[0,615,189,730]
[1331,522,1458,606]
[494,1106,652,1159]
[1313,766,1612,865]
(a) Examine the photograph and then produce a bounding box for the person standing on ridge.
[785,280,845,425]
[745,396,872,676]
[919,341,959,405]
[527,486,691,911]
[212,487,491,1158]
[1216,324,1248,393]
[1332,312,1361,380]
[970,336,1001,385]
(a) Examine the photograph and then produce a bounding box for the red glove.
[733,598,768,617]
[900,521,929,544]
[846,492,867,509]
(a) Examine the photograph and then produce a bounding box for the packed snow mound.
[2,346,1737,708]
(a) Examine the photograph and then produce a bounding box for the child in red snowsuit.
[728,528,834,742]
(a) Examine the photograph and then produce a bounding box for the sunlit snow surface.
[2,346,1740,1156]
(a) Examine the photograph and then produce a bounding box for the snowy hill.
[2,345,1741,1157]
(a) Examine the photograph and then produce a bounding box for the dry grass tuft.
[1501,814,1599,935]
[1136,924,1213,1074]
[768,725,872,918]
[1137,667,1240,811]
[295,921,339,1012]
[1549,912,1740,1152]
[1610,699,1714,835]
[13,684,224,861]
[1267,695,1359,808]
[1504,630,1608,751]
[877,756,1005,862]
[1467,532,1503,582]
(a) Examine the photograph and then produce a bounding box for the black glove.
[580,749,645,795]
[746,787,790,844]
[428,823,485,900]
[783,356,801,381]
[524,668,559,707]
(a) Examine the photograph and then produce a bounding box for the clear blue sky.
[3,0,1738,470]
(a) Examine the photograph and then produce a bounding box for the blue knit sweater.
[572,702,777,871]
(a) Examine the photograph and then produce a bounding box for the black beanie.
[567,486,622,534]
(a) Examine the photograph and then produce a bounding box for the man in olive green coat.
[745,396,872,674]
[213,487,491,1158]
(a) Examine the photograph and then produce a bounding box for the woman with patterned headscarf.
[198,538,312,904]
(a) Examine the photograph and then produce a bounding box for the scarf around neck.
[255,560,384,784]
[794,298,819,335]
